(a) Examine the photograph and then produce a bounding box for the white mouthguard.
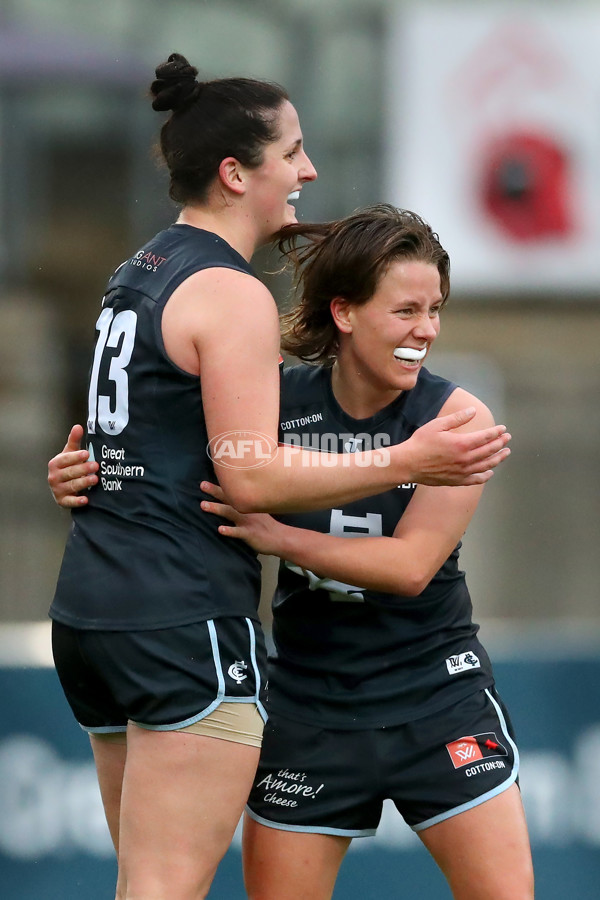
[393,347,427,361]
[287,191,300,201]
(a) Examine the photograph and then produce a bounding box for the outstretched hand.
[406,407,511,486]
[200,481,285,557]
[48,425,99,508]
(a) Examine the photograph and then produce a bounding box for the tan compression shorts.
[91,701,264,748]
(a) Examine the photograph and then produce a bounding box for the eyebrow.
[286,138,303,153]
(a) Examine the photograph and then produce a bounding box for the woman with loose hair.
[279,205,451,365]
[201,205,534,900]
[47,52,511,900]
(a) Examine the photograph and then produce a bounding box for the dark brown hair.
[150,53,289,204]
[277,204,450,365]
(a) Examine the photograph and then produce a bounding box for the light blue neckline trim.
[413,688,520,832]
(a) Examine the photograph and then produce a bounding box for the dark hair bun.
[151,53,201,112]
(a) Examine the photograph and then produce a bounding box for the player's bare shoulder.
[163,267,277,373]
[172,266,274,318]
[439,387,495,431]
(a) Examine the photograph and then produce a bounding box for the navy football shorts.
[246,686,518,835]
[52,616,267,734]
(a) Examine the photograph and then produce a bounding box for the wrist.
[390,440,417,485]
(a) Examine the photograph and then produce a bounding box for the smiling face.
[245,100,317,243]
[332,259,443,403]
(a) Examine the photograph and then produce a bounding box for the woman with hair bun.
[47,55,511,899]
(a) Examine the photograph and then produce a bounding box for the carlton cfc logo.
[228,660,248,684]
[446,732,508,769]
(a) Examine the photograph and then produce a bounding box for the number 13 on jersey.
[87,307,137,436]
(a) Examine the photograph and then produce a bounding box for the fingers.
[437,410,511,448]
[63,424,85,453]
[59,472,99,493]
[48,441,98,506]
[49,457,97,482]
[460,470,494,486]
[200,499,238,523]
[51,490,92,509]
[200,481,226,502]
[217,524,244,540]
[453,447,511,484]
[438,407,477,430]
[461,425,510,451]
[463,437,511,467]
[47,470,97,506]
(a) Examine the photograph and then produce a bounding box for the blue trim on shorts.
[136,620,224,731]
[245,805,376,839]
[413,688,520,833]
[81,723,127,735]
[211,619,267,721]
[245,617,268,723]
[129,619,266,732]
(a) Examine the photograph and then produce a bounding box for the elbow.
[216,470,272,514]
[394,569,432,597]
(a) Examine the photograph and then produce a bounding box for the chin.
[396,371,420,390]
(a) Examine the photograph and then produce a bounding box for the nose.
[300,151,318,183]
[413,313,439,341]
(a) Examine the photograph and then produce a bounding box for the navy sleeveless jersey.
[269,364,494,729]
[50,225,261,630]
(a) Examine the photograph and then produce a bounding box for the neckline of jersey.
[320,366,412,431]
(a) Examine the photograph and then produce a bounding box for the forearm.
[273,525,430,596]
[220,443,403,514]
[215,412,509,514]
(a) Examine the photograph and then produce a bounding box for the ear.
[218,157,246,196]
[330,297,353,334]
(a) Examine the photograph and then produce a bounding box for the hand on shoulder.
[439,387,495,431]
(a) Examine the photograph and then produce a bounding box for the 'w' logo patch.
[446,733,508,768]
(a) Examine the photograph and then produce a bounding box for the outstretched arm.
[187,270,510,511]
[201,390,498,596]
[47,268,510,512]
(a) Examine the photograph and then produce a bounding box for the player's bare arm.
[201,390,497,595]
[168,269,511,511]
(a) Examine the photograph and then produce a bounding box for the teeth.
[287,191,300,201]
[393,347,427,361]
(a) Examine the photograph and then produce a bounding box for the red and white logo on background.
[446,732,507,768]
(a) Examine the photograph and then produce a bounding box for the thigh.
[419,783,534,900]
[89,733,127,853]
[247,713,382,837]
[118,725,261,899]
[243,814,350,900]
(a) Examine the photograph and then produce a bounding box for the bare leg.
[89,733,127,899]
[243,815,350,900]
[89,734,127,852]
[419,784,534,900]
[118,724,260,900]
